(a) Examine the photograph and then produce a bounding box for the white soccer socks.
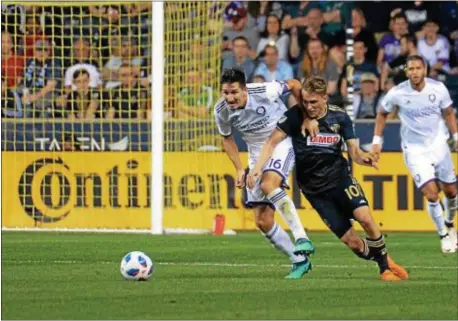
[427,200,448,236]
[263,222,305,263]
[444,195,457,225]
[267,188,309,241]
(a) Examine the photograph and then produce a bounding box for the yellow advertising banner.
[2,152,457,231]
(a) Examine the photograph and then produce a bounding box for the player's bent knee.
[424,192,440,203]
[443,185,457,199]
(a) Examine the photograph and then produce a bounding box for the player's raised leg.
[339,228,401,281]
[353,206,409,280]
[258,141,315,256]
[253,204,311,279]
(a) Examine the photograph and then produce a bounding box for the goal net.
[1,1,244,234]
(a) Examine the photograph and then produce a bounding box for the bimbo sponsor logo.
[307,134,341,146]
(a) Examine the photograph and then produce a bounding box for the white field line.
[1,260,456,270]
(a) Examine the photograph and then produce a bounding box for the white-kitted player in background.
[214,68,315,279]
[372,55,458,253]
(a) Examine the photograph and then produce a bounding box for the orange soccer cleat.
[387,256,409,280]
[380,269,402,281]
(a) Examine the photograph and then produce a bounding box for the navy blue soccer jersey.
[277,104,357,195]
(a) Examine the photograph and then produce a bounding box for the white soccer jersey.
[380,78,453,152]
[214,81,290,160]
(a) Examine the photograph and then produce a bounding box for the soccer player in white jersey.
[372,55,458,253]
[214,68,315,279]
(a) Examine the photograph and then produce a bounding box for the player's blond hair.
[302,77,327,96]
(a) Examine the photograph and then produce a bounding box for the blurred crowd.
[221,1,458,119]
[1,3,152,119]
[2,1,458,122]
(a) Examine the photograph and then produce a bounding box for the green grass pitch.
[1,231,457,320]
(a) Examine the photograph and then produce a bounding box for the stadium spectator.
[251,74,266,83]
[21,40,61,118]
[102,37,144,88]
[256,14,289,61]
[57,69,101,120]
[352,72,383,119]
[377,13,409,69]
[175,68,213,119]
[1,4,26,35]
[436,1,458,39]
[106,64,147,119]
[298,39,339,97]
[357,1,400,33]
[417,19,451,76]
[222,7,260,60]
[351,8,378,63]
[340,40,379,97]
[83,5,132,61]
[318,1,354,36]
[253,45,294,82]
[288,8,335,65]
[64,38,101,93]
[380,33,419,86]
[122,3,151,53]
[281,1,320,31]
[222,36,256,81]
[1,31,25,88]
[401,1,438,36]
[20,15,49,59]
[2,78,24,118]
[246,1,282,32]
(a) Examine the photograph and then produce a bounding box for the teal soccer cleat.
[293,238,316,256]
[284,259,312,279]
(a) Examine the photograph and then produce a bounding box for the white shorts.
[404,143,457,189]
[246,137,295,208]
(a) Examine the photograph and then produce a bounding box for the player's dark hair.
[221,68,246,87]
[302,76,327,95]
[260,14,281,38]
[72,68,90,80]
[406,55,426,68]
[392,13,407,22]
[232,36,249,48]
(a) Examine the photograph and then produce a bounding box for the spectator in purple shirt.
[376,13,409,69]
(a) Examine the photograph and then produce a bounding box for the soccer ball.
[120,251,154,281]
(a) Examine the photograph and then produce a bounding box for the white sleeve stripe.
[215,101,227,114]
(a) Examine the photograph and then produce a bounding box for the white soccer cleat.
[447,227,458,250]
[440,234,456,253]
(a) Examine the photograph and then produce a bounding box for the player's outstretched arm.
[222,136,246,188]
[347,139,379,170]
[442,106,458,151]
[247,129,287,189]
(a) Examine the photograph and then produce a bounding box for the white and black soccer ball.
[120,251,154,281]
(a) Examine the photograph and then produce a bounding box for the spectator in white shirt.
[417,19,451,75]
[64,38,101,93]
